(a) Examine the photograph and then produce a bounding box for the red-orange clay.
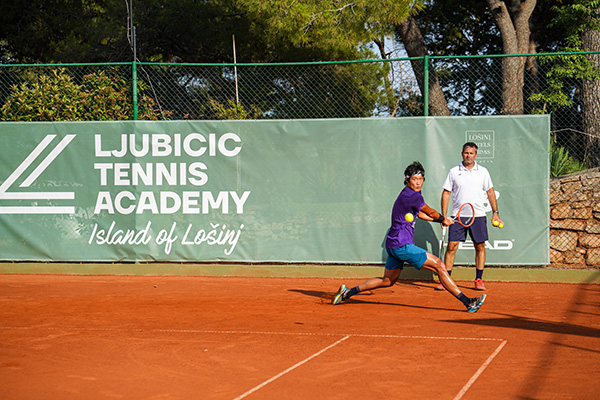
[0,274,598,400]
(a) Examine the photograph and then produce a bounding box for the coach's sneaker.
[332,284,349,305]
[474,278,486,291]
[466,294,487,313]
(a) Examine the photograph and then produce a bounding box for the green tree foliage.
[239,0,421,60]
[1,1,423,120]
[417,0,500,55]
[528,53,594,112]
[208,99,260,120]
[140,0,420,119]
[531,1,600,111]
[0,0,130,63]
[1,68,164,121]
[395,1,597,118]
[528,1,600,169]
[407,0,502,115]
[550,0,600,49]
[0,1,421,63]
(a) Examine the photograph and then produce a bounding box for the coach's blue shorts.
[385,244,428,270]
[448,216,488,244]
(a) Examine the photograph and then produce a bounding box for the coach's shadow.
[443,312,600,339]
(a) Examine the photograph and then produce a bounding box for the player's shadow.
[288,288,458,313]
[288,289,328,299]
[415,218,444,258]
[378,219,441,280]
[335,296,456,312]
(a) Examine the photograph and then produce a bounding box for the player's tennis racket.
[456,202,475,227]
[439,226,447,259]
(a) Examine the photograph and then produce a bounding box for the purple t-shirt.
[385,186,425,249]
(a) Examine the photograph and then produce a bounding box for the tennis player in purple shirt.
[332,161,487,313]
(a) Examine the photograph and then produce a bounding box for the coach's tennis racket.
[456,202,475,227]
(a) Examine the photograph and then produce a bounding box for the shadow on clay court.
[288,288,457,313]
[443,278,600,340]
[572,309,600,317]
[516,277,600,400]
[288,288,329,300]
[395,280,482,292]
[396,280,438,289]
[442,313,600,339]
[548,341,600,354]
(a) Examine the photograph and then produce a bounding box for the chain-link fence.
[1,53,599,267]
[1,53,599,173]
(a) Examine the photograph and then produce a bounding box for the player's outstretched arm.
[419,204,453,226]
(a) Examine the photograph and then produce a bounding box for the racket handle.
[439,226,447,257]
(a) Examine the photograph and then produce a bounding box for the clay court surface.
[0,274,599,400]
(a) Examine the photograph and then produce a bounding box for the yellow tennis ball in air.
[492,220,499,227]
[499,222,504,229]
[405,213,414,223]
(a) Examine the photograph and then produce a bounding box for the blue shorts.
[385,244,428,270]
[448,216,488,244]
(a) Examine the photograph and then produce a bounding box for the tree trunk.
[395,16,450,116]
[581,9,600,167]
[486,0,536,115]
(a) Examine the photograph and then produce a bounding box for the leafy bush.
[0,68,167,121]
[208,99,260,120]
[551,139,587,177]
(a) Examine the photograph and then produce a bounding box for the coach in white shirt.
[438,142,503,291]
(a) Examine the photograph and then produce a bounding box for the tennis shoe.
[332,284,349,305]
[474,278,486,291]
[434,283,445,291]
[466,294,487,313]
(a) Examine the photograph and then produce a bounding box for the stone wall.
[550,168,600,268]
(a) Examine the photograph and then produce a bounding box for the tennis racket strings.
[457,203,475,227]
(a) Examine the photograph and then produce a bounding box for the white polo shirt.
[442,162,493,217]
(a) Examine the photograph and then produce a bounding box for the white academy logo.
[0,134,76,214]
[482,190,500,213]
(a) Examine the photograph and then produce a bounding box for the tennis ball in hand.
[492,220,499,227]
[405,213,414,223]
[498,222,504,228]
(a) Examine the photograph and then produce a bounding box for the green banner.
[0,116,549,264]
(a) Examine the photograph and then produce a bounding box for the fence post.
[132,61,138,120]
[423,55,429,117]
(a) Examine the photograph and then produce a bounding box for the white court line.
[0,326,505,342]
[453,340,508,400]
[232,335,350,400]
[1,326,507,398]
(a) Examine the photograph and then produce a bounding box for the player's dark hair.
[404,161,425,185]
[463,142,478,152]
